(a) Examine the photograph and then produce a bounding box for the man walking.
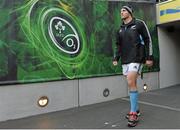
[113,5,153,127]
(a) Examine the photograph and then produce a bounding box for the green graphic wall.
[0,0,159,85]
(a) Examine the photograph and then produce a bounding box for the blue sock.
[129,91,138,112]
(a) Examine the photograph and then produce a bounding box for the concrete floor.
[0,85,180,129]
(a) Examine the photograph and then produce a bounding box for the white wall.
[79,72,159,106]
[158,27,180,88]
[0,72,159,122]
[0,80,79,122]
[79,76,128,106]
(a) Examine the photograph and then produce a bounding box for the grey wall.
[0,80,79,122]
[158,27,180,88]
[0,72,159,122]
[79,72,159,106]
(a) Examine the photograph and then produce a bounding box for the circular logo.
[48,16,80,55]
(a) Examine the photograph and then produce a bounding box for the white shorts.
[122,63,143,76]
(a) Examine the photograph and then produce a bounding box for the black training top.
[113,18,153,64]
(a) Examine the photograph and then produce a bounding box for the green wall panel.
[0,0,159,85]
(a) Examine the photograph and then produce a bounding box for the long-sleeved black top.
[113,18,153,64]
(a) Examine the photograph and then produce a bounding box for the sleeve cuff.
[146,55,154,60]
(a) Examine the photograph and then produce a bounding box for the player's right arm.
[113,30,121,66]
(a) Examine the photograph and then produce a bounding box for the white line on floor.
[121,98,180,112]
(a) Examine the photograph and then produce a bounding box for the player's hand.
[145,60,153,67]
[113,61,118,66]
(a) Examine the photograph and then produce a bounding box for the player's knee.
[127,79,135,87]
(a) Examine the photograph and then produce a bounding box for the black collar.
[121,18,136,27]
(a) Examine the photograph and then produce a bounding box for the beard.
[121,15,132,21]
[121,17,126,20]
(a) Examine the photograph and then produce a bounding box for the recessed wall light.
[38,96,49,107]
[143,84,148,92]
[103,88,110,97]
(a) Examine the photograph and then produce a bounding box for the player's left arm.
[139,20,153,66]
